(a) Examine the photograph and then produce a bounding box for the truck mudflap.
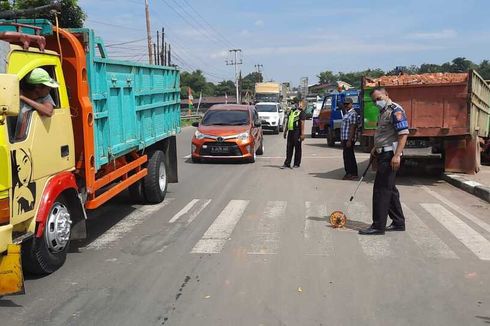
[0,244,24,296]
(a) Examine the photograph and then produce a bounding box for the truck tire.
[143,150,168,204]
[327,128,335,147]
[23,196,71,274]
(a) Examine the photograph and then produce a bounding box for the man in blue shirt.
[340,97,359,180]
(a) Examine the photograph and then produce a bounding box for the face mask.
[375,100,387,109]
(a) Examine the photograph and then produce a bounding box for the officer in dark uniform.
[281,102,306,169]
[359,86,409,235]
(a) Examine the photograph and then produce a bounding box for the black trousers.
[372,151,405,229]
[284,130,302,167]
[342,141,358,176]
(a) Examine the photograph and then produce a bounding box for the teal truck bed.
[71,28,181,170]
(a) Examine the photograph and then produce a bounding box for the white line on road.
[183,154,191,159]
[258,155,371,159]
[186,199,212,225]
[304,202,332,256]
[191,200,249,254]
[248,201,287,255]
[421,203,490,260]
[422,185,490,233]
[352,202,395,258]
[169,199,199,223]
[86,198,175,250]
[402,203,458,259]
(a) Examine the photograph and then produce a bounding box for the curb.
[442,173,490,203]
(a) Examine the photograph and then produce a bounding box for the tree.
[241,72,262,93]
[0,0,11,10]
[317,70,335,84]
[478,60,490,80]
[214,80,235,96]
[448,57,476,72]
[14,0,86,28]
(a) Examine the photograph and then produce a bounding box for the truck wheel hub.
[159,161,167,192]
[44,203,72,253]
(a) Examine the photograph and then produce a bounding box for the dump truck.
[360,71,490,174]
[0,20,180,295]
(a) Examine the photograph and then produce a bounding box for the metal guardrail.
[180,114,201,120]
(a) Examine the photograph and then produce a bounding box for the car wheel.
[23,196,71,274]
[143,150,168,204]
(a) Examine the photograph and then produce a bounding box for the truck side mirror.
[0,74,20,124]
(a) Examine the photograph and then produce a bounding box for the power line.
[169,0,233,49]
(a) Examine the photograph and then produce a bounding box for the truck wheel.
[143,150,168,204]
[327,129,335,147]
[23,196,71,274]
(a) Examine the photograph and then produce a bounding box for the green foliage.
[13,0,86,28]
[214,80,235,96]
[0,0,11,10]
[241,72,263,92]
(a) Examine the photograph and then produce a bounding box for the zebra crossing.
[86,195,490,261]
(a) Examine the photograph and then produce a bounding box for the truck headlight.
[194,130,205,139]
[236,132,249,141]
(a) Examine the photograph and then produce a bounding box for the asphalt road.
[1,121,489,326]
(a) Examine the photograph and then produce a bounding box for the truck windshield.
[345,95,359,104]
[201,110,250,126]
[255,105,277,113]
[256,94,279,102]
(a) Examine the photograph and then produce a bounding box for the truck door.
[6,52,75,227]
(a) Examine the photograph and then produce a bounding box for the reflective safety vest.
[287,109,301,131]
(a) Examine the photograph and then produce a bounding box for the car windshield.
[201,110,250,126]
[255,104,278,113]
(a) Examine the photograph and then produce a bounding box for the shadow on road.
[0,299,23,307]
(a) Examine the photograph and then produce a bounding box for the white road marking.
[183,154,191,159]
[186,199,212,225]
[351,202,395,258]
[248,201,287,255]
[191,200,249,254]
[402,203,458,259]
[86,198,174,250]
[422,185,490,233]
[169,199,199,223]
[421,203,490,260]
[258,155,370,159]
[303,202,332,256]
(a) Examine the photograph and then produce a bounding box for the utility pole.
[161,28,165,66]
[145,0,153,64]
[254,64,263,82]
[226,49,242,104]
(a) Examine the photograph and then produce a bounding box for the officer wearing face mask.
[359,86,409,235]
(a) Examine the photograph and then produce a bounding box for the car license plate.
[210,146,229,153]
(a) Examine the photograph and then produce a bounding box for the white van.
[255,102,285,134]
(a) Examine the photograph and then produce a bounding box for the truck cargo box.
[70,28,181,170]
[362,71,490,138]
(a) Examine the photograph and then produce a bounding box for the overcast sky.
[80,0,490,86]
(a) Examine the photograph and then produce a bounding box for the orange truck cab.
[0,20,180,296]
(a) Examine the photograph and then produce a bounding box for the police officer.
[281,102,306,169]
[359,86,409,235]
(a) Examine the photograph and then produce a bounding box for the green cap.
[26,68,59,88]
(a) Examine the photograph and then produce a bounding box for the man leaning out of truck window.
[15,68,59,141]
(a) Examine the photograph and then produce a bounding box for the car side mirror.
[191,121,199,127]
[279,109,284,113]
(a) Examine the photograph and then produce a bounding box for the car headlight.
[236,132,249,141]
[194,130,205,139]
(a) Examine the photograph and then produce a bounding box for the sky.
[80,0,490,86]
